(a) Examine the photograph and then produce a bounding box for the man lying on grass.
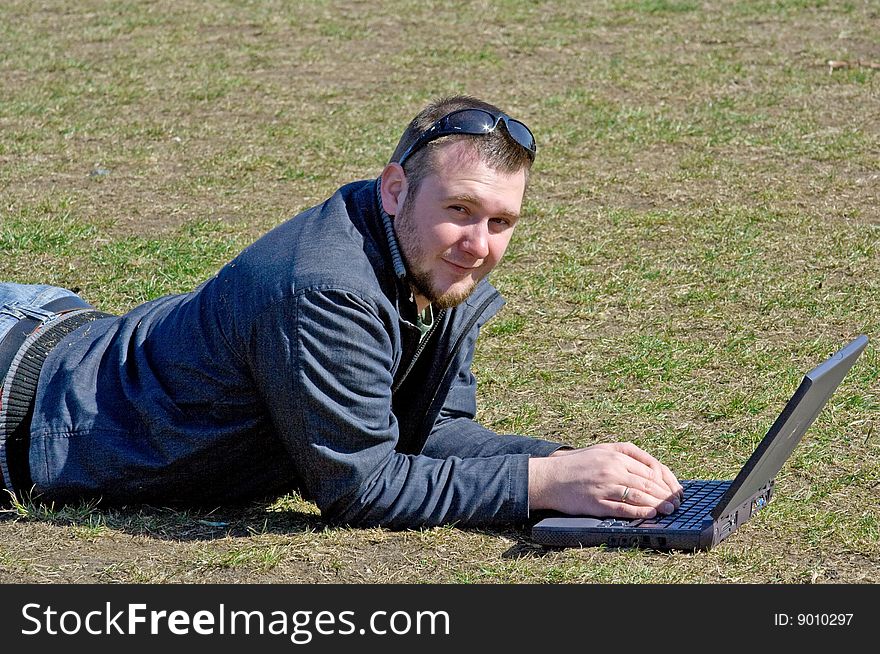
[0,95,682,528]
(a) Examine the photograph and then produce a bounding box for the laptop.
[531,335,869,551]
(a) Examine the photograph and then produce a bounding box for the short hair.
[389,95,534,195]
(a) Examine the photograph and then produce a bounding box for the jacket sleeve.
[422,314,565,460]
[248,288,535,529]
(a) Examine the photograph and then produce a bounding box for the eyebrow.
[446,193,521,221]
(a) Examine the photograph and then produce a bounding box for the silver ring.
[621,486,630,503]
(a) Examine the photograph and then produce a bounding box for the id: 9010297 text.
[773,613,853,627]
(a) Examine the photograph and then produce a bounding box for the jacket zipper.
[392,310,445,394]
[415,291,499,430]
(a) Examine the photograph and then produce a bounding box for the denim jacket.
[29,179,561,527]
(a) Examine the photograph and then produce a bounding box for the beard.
[394,196,478,310]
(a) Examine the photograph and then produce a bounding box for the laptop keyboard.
[638,479,731,530]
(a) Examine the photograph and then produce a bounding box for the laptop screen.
[710,335,867,519]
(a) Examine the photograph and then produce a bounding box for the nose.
[459,220,490,260]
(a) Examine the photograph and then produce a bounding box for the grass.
[0,0,878,584]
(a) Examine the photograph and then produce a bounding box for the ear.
[380,162,408,216]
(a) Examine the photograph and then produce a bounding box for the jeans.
[0,283,82,342]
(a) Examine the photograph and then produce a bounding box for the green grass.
[1,0,878,584]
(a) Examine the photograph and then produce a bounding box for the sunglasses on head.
[397,108,537,167]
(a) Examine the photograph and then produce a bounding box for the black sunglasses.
[397,108,537,167]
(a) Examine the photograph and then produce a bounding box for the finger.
[613,443,673,483]
[619,456,677,495]
[617,472,680,511]
[633,452,684,498]
[658,462,685,499]
[615,444,683,503]
[641,463,683,509]
[597,496,658,520]
[617,484,676,515]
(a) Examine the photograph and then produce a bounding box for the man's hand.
[528,442,684,518]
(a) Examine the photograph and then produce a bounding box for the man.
[0,95,682,528]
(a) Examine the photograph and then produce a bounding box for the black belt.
[0,296,94,375]
[0,298,112,495]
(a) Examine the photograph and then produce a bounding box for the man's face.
[393,142,527,310]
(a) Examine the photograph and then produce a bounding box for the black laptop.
[531,335,869,551]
